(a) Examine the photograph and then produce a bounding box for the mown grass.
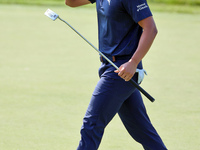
[0,4,200,150]
[0,0,64,5]
[151,0,200,5]
[1,0,200,5]
[0,0,200,13]
[150,2,200,13]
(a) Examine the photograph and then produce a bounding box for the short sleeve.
[121,0,152,23]
[89,0,96,4]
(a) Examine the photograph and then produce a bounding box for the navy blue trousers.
[77,60,167,150]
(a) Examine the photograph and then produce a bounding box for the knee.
[79,117,105,149]
[81,115,105,138]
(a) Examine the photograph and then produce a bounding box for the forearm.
[65,0,91,7]
[130,16,158,65]
[130,27,157,65]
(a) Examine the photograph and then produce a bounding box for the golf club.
[44,9,155,102]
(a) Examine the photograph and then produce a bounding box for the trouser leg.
[77,75,136,150]
[118,89,167,150]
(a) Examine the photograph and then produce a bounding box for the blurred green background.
[0,0,200,13]
[0,0,200,150]
[1,0,200,5]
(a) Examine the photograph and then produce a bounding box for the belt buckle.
[100,56,104,63]
[100,55,116,63]
[112,56,116,62]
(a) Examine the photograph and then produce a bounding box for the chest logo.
[107,0,111,5]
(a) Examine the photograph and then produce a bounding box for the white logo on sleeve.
[137,3,148,12]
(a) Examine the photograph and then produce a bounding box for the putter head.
[44,9,59,21]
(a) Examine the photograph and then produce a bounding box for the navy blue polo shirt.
[89,0,152,56]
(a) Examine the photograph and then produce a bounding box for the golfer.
[65,0,167,149]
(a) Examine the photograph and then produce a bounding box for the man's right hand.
[65,0,91,7]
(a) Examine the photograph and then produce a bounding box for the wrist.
[129,57,140,66]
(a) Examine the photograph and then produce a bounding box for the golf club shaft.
[58,17,155,102]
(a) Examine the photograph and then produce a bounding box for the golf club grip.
[129,79,155,102]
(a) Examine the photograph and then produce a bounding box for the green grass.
[150,0,200,5]
[0,0,64,5]
[1,0,200,5]
[149,2,200,14]
[0,0,200,14]
[0,4,200,150]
